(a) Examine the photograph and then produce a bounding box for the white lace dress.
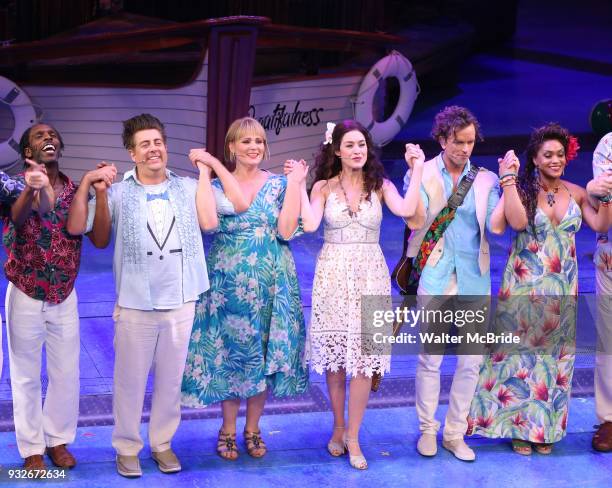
[307,191,392,378]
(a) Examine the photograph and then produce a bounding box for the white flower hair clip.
[323,122,336,145]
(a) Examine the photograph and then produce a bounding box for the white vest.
[406,158,497,276]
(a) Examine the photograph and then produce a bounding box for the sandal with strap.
[533,442,553,455]
[511,439,532,456]
[217,429,239,461]
[244,430,267,458]
[327,426,346,457]
[343,435,368,470]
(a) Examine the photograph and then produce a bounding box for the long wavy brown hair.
[518,122,571,236]
[311,120,385,200]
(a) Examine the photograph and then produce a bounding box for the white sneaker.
[442,438,476,461]
[417,433,438,456]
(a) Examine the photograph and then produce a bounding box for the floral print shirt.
[2,173,83,304]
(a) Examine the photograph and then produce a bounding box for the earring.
[231,152,236,161]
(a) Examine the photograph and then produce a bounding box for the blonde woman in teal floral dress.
[468,123,612,455]
[181,118,309,460]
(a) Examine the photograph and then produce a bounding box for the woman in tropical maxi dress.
[181,117,309,461]
[468,123,612,455]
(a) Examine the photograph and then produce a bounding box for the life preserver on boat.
[0,76,37,169]
[354,51,419,147]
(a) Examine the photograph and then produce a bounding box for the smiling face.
[335,129,368,171]
[229,132,266,168]
[24,123,63,164]
[440,124,476,169]
[534,139,566,179]
[129,128,168,177]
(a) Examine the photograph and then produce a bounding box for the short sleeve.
[212,179,236,215]
[275,175,303,241]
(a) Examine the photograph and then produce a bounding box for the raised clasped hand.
[91,161,117,190]
[404,143,425,169]
[498,150,520,176]
[189,148,219,173]
[285,159,309,184]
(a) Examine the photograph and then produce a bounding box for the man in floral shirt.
[589,132,612,452]
[2,123,116,472]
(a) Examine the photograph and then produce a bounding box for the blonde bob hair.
[224,117,270,168]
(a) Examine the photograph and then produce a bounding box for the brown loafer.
[24,454,46,471]
[593,422,612,452]
[47,444,77,468]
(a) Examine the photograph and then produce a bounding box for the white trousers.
[415,274,483,440]
[595,242,612,423]
[5,283,80,458]
[111,302,195,456]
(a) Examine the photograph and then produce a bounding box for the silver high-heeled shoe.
[343,435,368,470]
[327,426,346,456]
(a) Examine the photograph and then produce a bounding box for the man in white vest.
[588,132,612,452]
[403,106,504,461]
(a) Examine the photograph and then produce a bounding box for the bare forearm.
[67,177,93,235]
[591,203,612,233]
[278,179,301,239]
[10,187,37,227]
[299,183,319,232]
[503,186,528,230]
[211,161,248,213]
[88,189,112,248]
[398,165,423,218]
[196,172,218,231]
[406,199,425,230]
[37,185,54,215]
[488,197,507,235]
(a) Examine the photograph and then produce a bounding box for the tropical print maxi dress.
[468,197,581,443]
[181,174,308,407]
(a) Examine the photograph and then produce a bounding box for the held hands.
[586,172,612,198]
[88,162,117,191]
[404,143,425,169]
[24,159,50,190]
[189,148,220,176]
[498,150,520,176]
[284,159,309,184]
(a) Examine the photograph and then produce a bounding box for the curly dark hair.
[518,122,571,235]
[311,120,385,200]
[431,105,483,143]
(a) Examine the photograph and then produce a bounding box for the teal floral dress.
[468,197,581,443]
[181,174,308,407]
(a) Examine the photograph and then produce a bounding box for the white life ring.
[354,51,419,147]
[0,76,37,169]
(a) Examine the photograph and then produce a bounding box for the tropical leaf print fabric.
[468,198,581,443]
[181,175,308,407]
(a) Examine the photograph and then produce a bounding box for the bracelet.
[602,200,611,207]
[501,182,516,189]
[499,172,518,180]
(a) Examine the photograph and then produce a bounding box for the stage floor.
[1,399,609,488]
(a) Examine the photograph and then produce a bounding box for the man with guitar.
[399,106,506,461]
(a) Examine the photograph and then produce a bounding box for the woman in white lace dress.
[286,120,425,469]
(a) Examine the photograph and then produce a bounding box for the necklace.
[540,180,560,207]
[338,174,365,218]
